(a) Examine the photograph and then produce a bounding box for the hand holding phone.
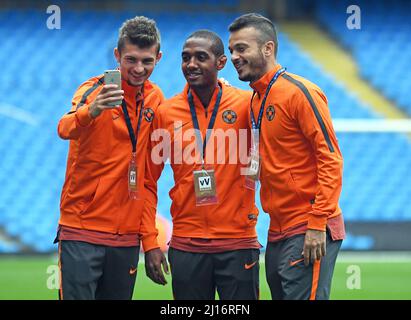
[88,70,124,119]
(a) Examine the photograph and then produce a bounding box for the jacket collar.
[183,80,223,113]
[250,64,283,97]
[122,79,154,102]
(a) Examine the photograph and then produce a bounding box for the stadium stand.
[0,239,21,254]
[315,0,411,115]
[0,6,410,252]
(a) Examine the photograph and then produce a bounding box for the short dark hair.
[228,13,278,57]
[117,16,161,54]
[185,29,225,57]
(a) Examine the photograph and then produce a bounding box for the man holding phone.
[56,16,168,300]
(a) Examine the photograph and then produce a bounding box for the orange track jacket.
[57,75,164,250]
[251,64,344,235]
[143,81,258,241]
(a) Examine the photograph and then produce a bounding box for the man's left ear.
[263,41,275,57]
[156,51,163,64]
[216,55,227,71]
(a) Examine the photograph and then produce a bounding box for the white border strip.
[336,251,411,263]
[0,104,39,126]
[333,119,411,132]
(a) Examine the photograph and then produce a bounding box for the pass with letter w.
[198,177,211,191]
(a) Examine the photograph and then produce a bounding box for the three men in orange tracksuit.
[56,16,168,300]
[57,12,345,301]
[229,13,345,300]
[143,30,261,299]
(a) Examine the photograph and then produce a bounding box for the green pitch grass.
[0,254,410,300]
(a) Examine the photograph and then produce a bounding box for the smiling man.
[143,30,261,300]
[229,13,345,300]
[56,16,167,300]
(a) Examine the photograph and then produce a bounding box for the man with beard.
[56,16,168,300]
[228,13,345,300]
[143,30,261,300]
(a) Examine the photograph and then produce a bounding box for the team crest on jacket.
[266,105,275,121]
[143,108,154,122]
[222,110,237,124]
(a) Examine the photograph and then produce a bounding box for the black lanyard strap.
[188,86,222,162]
[250,67,286,132]
[121,97,144,153]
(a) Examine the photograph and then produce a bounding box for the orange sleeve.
[57,79,103,140]
[157,87,166,105]
[243,90,253,127]
[294,87,343,231]
[140,104,168,252]
[241,89,254,157]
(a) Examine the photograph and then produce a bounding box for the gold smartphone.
[104,70,122,106]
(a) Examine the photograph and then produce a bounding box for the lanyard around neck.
[250,67,286,132]
[188,86,222,163]
[121,95,144,153]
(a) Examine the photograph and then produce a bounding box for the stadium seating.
[0,7,410,253]
[0,240,21,254]
[315,0,411,115]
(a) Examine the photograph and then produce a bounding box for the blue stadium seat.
[0,240,20,254]
[315,0,411,115]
